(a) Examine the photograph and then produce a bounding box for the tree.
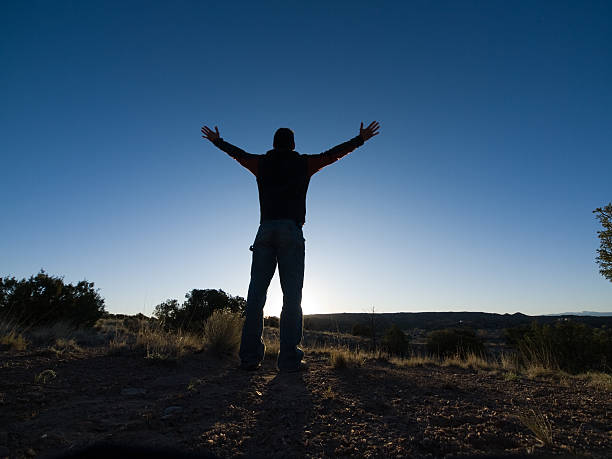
[153,289,247,332]
[0,270,105,327]
[594,203,612,282]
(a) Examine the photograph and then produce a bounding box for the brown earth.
[0,347,610,458]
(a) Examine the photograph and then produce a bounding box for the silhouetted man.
[201,121,380,372]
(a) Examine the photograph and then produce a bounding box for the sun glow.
[262,276,322,318]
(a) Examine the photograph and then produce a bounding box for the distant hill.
[303,311,612,333]
[544,311,612,317]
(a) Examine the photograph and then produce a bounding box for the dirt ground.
[0,347,610,458]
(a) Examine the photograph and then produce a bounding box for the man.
[201,121,380,372]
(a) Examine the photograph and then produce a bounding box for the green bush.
[426,327,485,358]
[504,320,612,374]
[0,270,105,328]
[382,324,410,356]
[153,289,246,332]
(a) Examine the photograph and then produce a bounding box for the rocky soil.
[0,347,610,458]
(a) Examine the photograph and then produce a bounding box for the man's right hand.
[359,121,380,142]
[201,125,221,142]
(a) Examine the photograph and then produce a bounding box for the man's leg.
[276,223,305,371]
[239,227,277,367]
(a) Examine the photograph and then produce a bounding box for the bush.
[382,324,410,356]
[351,323,371,337]
[426,327,485,358]
[264,316,279,328]
[153,289,246,332]
[0,270,105,328]
[203,310,244,357]
[504,320,612,374]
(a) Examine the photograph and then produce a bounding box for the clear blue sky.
[1,0,610,317]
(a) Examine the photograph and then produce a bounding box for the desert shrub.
[504,320,612,374]
[154,289,246,332]
[382,324,410,356]
[329,348,364,369]
[264,316,279,328]
[0,270,105,328]
[203,310,244,357]
[426,327,485,358]
[351,322,371,337]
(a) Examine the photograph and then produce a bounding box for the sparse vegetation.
[264,340,280,360]
[426,327,485,358]
[329,348,364,369]
[135,322,200,361]
[264,316,279,328]
[203,310,243,357]
[0,330,27,351]
[381,324,410,356]
[35,369,57,384]
[505,320,612,374]
[351,322,371,337]
[517,408,553,447]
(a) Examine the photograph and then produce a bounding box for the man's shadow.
[240,371,313,457]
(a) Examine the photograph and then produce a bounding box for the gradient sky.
[1,0,611,317]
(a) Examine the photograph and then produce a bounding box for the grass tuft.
[1,331,28,351]
[35,369,57,384]
[108,336,130,355]
[329,348,364,369]
[517,408,553,447]
[203,311,243,357]
[441,352,497,370]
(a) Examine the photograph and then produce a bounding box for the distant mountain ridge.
[303,311,612,332]
[544,311,612,317]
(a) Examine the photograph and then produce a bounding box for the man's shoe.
[279,361,308,373]
[239,362,261,371]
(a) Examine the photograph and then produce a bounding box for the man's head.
[273,128,295,150]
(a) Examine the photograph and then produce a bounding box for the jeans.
[239,219,305,371]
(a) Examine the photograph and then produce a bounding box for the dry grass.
[203,311,243,357]
[51,338,82,355]
[525,364,558,380]
[499,352,519,371]
[390,353,437,367]
[35,369,57,384]
[329,348,365,369]
[441,352,497,370]
[108,336,130,355]
[135,324,200,361]
[575,372,612,391]
[517,408,553,447]
[264,340,280,360]
[1,330,28,351]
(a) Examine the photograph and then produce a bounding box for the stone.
[121,388,146,396]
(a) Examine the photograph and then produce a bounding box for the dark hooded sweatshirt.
[212,135,364,226]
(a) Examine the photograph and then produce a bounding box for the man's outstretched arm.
[201,125,258,176]
[307,121,380,176]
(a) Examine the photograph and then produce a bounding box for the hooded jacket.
[212,135,364,226]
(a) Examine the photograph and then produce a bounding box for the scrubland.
[0,314,610,458]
